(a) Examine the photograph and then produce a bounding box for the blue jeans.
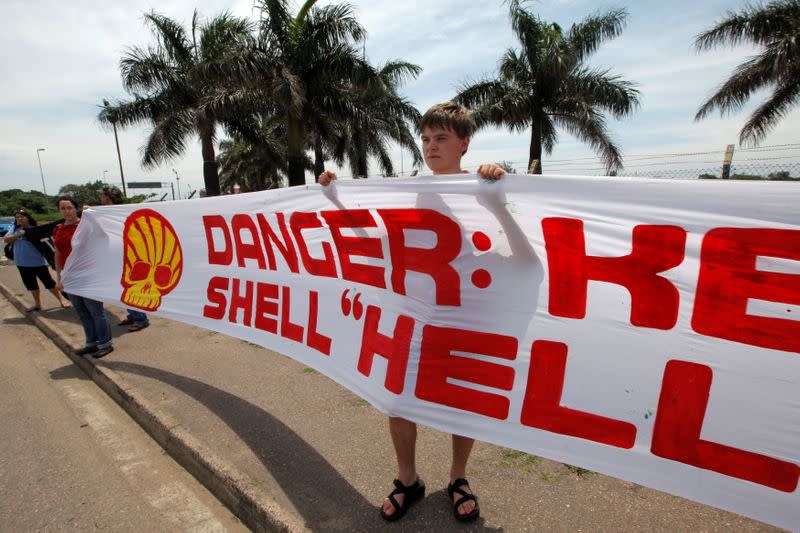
[67,293,112,349]
[127,309,149,325]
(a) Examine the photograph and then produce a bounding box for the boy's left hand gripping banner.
[62,175,800,530]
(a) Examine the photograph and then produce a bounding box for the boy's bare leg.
[451,435,477,515]
[30,289,42,309]
[381,417,418,516]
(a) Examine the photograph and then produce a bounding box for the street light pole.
[172,169,180,200]
[103,169,108,181]
[103,99,127,197]
[36,148,47,195]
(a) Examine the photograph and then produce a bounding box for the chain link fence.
[470,142,800,180]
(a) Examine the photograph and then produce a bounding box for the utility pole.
[172,169,180,200]
[103,99,127,196]
[36,148,47,195]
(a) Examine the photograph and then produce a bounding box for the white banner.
[63,174,800,530]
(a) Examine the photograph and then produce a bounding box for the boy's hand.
[82,204,91,211]
[477,163,506,180]
[318,170,338,187]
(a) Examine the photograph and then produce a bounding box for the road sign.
[128,181,163,189]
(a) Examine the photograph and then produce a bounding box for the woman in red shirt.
[53,195,113,358]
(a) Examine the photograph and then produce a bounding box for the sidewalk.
[0,263,782,532]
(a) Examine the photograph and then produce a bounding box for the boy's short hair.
[420,102,476,139]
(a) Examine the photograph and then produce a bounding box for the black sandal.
[447,478,480,522]
[380,477,425,522]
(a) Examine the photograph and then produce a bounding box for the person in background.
[3,209,70,312]
[53,195,114,358]
[94,185,150,332]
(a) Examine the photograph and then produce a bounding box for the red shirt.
[53,222,79,270]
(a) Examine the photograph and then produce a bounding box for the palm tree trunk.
[201,133,221,196]
[528,119,543,175]
[287,116,306,187]
[314,138,325,180]
[356,136,369,178]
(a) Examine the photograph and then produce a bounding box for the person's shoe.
[127,322,149,332]
[92,346,114,359]
[118,318,133,326]
[447,478,480,522]
[26,306,42,313]
[380,478,426,522]
[74,345,98,356]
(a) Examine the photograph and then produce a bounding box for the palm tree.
[217,117,291,192]
[248,0,376,186]
[332,60,424,178]
[455,1,639,174]
[694,0,800,146]
[99,11,254,196]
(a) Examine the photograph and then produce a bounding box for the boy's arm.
[477,163,506,180]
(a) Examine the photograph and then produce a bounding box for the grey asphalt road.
[0,296,247,532]
[0,262,784,532]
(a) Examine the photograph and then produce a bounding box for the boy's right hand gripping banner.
[63,175,800,530]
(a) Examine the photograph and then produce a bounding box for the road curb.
[0,280,306,533]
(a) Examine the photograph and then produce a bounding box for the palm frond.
[695,52,784,120]
[141,109,196,167]
[565,68,640,117]
[144,12,193,67]
[567,8,628,61]
[695,0,800,50]
[554,105,623,173]
[120,47,178,94]
[739,81,800,145]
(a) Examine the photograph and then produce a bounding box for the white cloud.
[0,0,797,194]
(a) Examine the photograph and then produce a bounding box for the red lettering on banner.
[232,214,267,269]
[280,285,304,343]
[254,282,279,334]
[692,228,800,353]
[290,212,338,278]
[542,218,686,329]
[379,209,462,306]
[521,340,636,448]
[357,305,415,393]
[203,215,233,265]
[203,277,330,354]
[306,291,331,356]
[652,360,799,492]
[256,213,300,273]
[322,210,386,289]
[203,276,229,319]
[416,325,517,419]
[229,278,254,326]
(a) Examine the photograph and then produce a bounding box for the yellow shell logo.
[120,209,183,311]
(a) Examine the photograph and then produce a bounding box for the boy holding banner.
[319,101,505,522]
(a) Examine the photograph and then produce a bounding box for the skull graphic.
[120,209,183,311]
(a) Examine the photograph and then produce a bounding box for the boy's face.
[421,126,470,175]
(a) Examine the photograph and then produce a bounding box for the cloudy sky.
[2,0,798,195]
